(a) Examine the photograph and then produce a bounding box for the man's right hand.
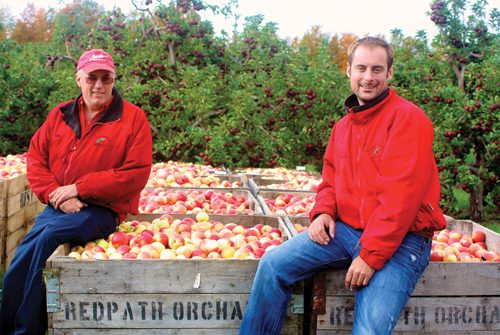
[308,213,335,245]
[59,198,87,214]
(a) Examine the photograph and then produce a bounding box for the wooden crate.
[0,174,41,271]
[45,214,303,334]
[306,218,500,334]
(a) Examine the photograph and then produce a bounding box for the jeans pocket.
[398,233,426,256]
[392,234,430,274]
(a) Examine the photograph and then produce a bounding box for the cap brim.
[79,63,115,74]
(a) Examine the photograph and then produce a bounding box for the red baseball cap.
[77,49,115,74]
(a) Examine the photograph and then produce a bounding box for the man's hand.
[59,198,87,214]
[345,256,375,290]
[49,184,79,209]
[308,213,335,245]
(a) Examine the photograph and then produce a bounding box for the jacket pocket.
[414,202,443,231]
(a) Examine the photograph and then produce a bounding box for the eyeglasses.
[83,75,115,85]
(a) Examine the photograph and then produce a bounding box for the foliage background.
[0,0,498,224]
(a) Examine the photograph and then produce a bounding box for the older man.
[0,49,153,335]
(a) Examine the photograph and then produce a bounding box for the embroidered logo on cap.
[89,54,106,62]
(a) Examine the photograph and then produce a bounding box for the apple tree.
[427,0,499,222]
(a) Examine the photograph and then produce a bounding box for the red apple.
[471,230,486,243]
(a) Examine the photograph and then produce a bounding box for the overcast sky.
[2,0,499,40]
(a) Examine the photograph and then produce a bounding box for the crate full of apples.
[139,188,262,215]
[257,190,316,217]
[45,213,304,334]
[66,213,289,260]
[0,153,44,271]
[305,216,500,334]
[146,161,233,188]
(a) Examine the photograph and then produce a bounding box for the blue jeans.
[0,204,117,335]
[239,221,431,335]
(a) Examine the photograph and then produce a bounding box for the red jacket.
[310,88,446,270]
[27,89,153,221]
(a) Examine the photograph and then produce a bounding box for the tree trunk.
[469,149,485,222]
[469,183,484,223]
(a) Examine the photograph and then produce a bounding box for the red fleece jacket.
[27,90,152,222]
[310,88,446,270]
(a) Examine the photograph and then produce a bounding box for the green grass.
[485,221,500,234]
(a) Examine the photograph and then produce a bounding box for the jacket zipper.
[357,125,364,226]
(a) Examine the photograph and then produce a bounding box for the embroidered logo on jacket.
[95,136,110,146]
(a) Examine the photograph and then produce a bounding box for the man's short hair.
[347,37,394,69]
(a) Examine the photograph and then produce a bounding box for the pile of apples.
[264,193,316,216]
[139,188,256,215]
[431,228,499,262]
[261,178,321,191]
[147,161,238,188]
[67,213,284,260]
[0,153,27,179]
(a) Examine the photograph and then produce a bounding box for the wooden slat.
[50,321,302,335]
[3,174,30,197]
[6,188,37,217]
[5,218,34,269]
[5,201,38,234]
[0,216,5,270]
[322,262,500,296]
[45,259,260,294]
[49,292,302,334]
[316,296,500,332]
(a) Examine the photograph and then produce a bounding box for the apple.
[93,252,109,260]
[159,249,177,259]
[207,251,222,259]
[201,239,221,254]
[175,245,193,258]
[109,253,124,260]
[168,234,185,250]
[68,251,82,259]
[123,252,138,259]
[153,232,169,247]
[191,249,207,258]
[196,212,210,222]
[220,246,235,258]
[471,230,486,243]
[116,245,131,255]
[137,232,154,247]
[111,231,129,247]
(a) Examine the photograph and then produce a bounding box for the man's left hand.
[49,184,79,209]
[345,256,375,290]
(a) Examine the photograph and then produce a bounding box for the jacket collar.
[344,88,391,124]
[60,88,123,139]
